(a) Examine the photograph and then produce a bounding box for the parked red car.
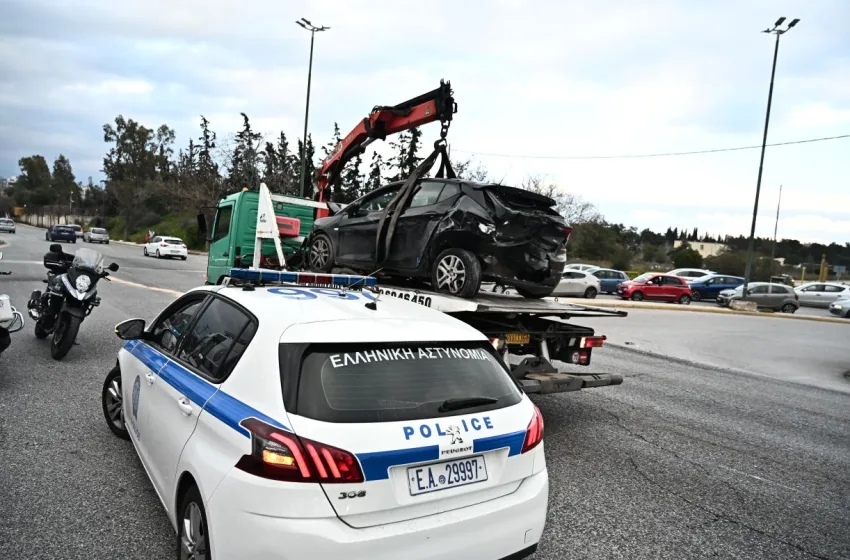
[617,273,693,304]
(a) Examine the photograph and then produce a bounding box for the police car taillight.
[236,418,364,484]
[521,404,544,454]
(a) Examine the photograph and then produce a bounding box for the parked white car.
[144,236,188,260]
[564,263,600,273]
[794,282,850,308]
[83,227,110,244]
[666,268,714,282]
[552,270,602,298]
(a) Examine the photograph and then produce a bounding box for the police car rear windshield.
[290,342,522,423]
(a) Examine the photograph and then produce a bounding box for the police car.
[101,269,548,560]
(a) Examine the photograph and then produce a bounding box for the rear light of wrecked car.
[562,226,573,242]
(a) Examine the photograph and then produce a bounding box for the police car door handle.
[176,398,193,416]
[144,372,155,385]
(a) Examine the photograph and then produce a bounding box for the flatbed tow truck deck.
[367,283,627,395]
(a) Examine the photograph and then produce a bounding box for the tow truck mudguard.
[511,355,624,394]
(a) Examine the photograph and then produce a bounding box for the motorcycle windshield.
[71,248,105,274]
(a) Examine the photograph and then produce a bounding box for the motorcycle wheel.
[34,319,50,339]
[50,312,81,360]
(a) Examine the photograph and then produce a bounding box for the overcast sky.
[1,0,848,244]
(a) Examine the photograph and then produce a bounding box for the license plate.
[407,455,488,496]
[505,332,530,345]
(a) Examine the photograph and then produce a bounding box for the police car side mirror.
[114,318,146,340]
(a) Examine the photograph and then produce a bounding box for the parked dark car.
[45,225,77,243]
[687,274,745,301]
[305,178,571,298]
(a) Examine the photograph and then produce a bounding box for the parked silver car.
[83,227,110,244]
[828,298,850,319]
[716,282,799,313]
[794,282,850,308]
[0,218,15,234]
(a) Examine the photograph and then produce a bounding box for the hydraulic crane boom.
[314,80,457,216]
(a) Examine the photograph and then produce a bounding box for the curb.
[560,298,849,325]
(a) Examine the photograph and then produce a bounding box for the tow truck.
[197,80,628,395]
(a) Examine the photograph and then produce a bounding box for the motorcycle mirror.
[108,263,119,272]
[114,318,146,340]
[49,244,62,253]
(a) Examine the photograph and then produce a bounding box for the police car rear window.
[291,342,522,423]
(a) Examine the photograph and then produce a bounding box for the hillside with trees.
[4,113,849,279]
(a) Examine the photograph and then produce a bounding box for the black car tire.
[176,484,210,560]
[181,256,187,260]
[102,366,130,441]
[691,290,702,301]
[631,291,644,301]
[584,287,598,299]
[307,234,335,273]
[431,248,482,298]
[781,303,797,314]
[514,284,556,299]
[678,294,692,305]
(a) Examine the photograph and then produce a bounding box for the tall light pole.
[742,17,799,299]
[296,18,330,199]
[770,184,783,266]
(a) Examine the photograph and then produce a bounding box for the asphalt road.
[1,224,848,560]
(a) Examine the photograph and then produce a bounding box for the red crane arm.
[315,80,456,201]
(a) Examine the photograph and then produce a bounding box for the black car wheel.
[631,291,644,301]
[691,290,702,301]
[307,234,335,273]
[781,303,797,314]
[177,484,209,560]
[102,366,130,440]
[432,248,482,298]
[678,294,692,305]
[584,287,598,299]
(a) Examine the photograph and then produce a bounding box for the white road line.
[109,276,183,296]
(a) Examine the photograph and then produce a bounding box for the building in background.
[673,239,728,259]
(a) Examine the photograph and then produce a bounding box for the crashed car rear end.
[307,178,571,299]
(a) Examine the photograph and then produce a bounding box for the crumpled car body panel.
[309,179,570,291]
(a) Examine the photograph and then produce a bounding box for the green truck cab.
[200,188,328,285]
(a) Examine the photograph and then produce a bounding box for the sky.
[1,0,848,244]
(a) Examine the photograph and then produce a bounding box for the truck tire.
[307,234,335,273]
[515,284,556,299]
[431,248,482,298]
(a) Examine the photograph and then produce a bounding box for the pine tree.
[367,151,385,192]
[339,153,365,203]
[402,127,422,176]
[388,131,409,181]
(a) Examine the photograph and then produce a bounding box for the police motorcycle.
[27,244,119,360]
[0,252,26,358]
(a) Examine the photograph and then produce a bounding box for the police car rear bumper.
[206,467,549,560]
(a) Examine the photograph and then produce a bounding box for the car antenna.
[343,267,384,310]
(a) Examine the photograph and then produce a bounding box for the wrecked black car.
[304,178,572,298]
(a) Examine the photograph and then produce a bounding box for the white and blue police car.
[101,269,548,560]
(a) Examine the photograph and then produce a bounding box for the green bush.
[107,213,205,251]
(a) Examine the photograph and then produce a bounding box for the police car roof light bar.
[228,267,378,288]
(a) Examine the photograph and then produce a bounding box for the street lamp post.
[296,18,330,199]
[770,184,783,266]
[742,17,799,300]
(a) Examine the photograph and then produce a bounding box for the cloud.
[1,0,848,244]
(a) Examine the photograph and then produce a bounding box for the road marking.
[109,276,183,296]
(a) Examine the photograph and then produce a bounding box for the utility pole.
[742,17,799,300]
[296,18,330,199]
[770,184,782,267]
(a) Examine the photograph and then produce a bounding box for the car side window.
[359,189,398,213]
[437,183,460,202]
[750,285,769,294]
[213,205,233,242]
[769,284,789,294]
[824,285,843,293]
[149,296,208,354]
[662,276,683,286]
[175,297,256,382]
[409,181,446,208]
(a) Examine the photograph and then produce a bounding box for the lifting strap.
[373,139,455,267]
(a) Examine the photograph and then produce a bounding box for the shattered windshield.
[72,248,105,274]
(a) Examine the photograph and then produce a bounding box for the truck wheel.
[630,291,644,301]
[431,248,482,298]
[307,234,335,273]
[515,284,556,299]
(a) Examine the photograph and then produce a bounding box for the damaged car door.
[335,187,399,268]
[387,181,459,272]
